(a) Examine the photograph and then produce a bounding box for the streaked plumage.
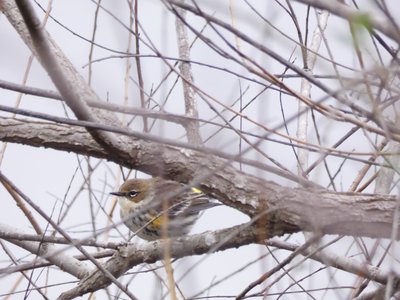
[110,177,219,241]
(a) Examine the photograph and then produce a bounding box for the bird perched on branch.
[110,177,219,241]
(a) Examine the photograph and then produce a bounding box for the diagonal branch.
[0,117,399,240]
[58,224,261,299]
[8,0,127,158]
[293,0,400,43]
[0,222,89,279]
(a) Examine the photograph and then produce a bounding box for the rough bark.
[0,117,398,240]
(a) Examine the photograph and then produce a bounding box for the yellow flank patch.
[149,217,162,228]
[191,187,202,194]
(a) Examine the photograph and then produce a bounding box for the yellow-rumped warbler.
[110,177,219,241]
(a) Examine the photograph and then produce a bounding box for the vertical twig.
[297,8,330,178]
[87,0,101,86]
[175,0,202,144]
[133,0,149,132]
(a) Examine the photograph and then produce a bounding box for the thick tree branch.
[58,224,261,299]
[1,1,399,298]
[0,172,140,300]
[13,0,125,157]
[0,117,398,240]
[0,222,89,279]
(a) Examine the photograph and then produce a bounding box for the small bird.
[110,177,219,241]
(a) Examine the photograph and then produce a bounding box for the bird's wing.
[153,178,220,218]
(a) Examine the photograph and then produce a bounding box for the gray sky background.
[1,0,399,299]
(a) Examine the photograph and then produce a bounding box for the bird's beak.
[110,191,124,196]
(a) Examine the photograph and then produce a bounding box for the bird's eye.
[128,190,139,198]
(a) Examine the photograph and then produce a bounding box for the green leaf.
[352,13,373,33]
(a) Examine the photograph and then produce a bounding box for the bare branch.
[293,0,400,43]
[58,224,260,299]
[0,222,89,279]
[1,1,400,298]
[175,1,202,144]
[0,118,398,239]
[8,0,126,158]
